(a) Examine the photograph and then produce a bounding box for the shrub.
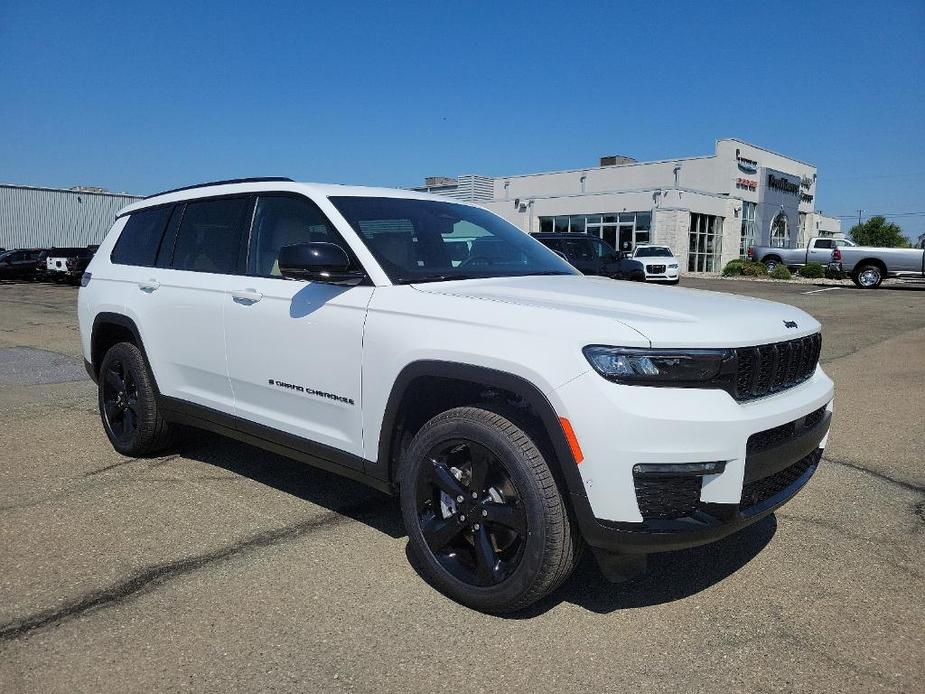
[722,259,745,276]
[741,261,768,277]
[799,262,825,278]
[825,265,847,280]
[770,264,792,280]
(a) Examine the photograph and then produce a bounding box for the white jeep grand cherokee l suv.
[78,177,834,613]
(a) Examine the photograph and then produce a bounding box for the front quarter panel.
[359,284,646,464]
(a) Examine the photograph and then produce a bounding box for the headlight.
[668,263,679,269]
[582,345,735,387]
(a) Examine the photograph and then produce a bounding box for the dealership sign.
[768,174,799,195]
[736,177,758,190]
[737,156,758,174]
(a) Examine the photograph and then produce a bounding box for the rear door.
[124,196,251,415]
[807,238,833,264]
[223,193,373,462]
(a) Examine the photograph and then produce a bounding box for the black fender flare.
[90,312,159,392]
[376,360,603,543]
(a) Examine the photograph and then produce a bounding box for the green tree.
[849,216,908,247]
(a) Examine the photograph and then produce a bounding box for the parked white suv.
[632,244,681,283]
[78,178,834,613]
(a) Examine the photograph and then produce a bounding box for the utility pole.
[857,209,863,228]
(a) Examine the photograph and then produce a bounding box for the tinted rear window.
[112,206,173,266]
[171,197,249,274]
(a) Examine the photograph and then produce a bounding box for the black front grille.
[647,264,667,274]
[733,333,821,401]
[633,473,701,520]
[740,449,821,510]
[746,406,826,454]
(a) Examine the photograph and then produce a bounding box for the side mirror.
[277,242,365,285]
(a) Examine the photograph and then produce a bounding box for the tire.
[98,341,173,456]
[400,406,579,613]
[763,257,781,273]
[852,264,883,289]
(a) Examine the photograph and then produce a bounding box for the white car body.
[631,244,681,282]
[78,180,833,557]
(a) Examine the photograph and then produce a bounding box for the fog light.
[632,462,726,476]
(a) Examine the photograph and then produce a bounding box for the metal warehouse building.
[0,184,141,250]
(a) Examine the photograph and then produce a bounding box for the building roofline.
[486,185,732,204]
[716,138,817,168]
[495,154,717,181]
[0,183,142,198]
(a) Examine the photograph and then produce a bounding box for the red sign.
[737,177,758,190]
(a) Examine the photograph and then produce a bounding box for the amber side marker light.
[559,417,584,464]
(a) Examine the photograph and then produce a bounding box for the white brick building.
[413,139,842,272]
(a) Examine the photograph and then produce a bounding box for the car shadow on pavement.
[174,431,406,540]
[177,431,776,616]
[514,514,778,617]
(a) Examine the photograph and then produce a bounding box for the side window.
[247,195,353,277]
[813,239,833,249]
[171,197,250,274]
[111,206,173,266]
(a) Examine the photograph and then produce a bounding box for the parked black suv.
[0,249,43,281]
[531,233,645,281]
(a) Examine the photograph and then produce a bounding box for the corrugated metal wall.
[0,185,141,249]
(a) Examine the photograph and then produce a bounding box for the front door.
[618,224,634,253]
[223,194,372,463]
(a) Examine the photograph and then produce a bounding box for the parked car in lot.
[831,243,925,288]
[45,247,95,284]
[747,237,854,273]
[631,244,680,283]
[0,248,43,281]
[531,232,645,281]
[79,178,833,613]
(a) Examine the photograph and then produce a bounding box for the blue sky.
[2,1,923,238]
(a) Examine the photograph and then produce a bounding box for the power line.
[832,211,925,218]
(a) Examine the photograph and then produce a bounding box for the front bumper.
[550,367,833,553]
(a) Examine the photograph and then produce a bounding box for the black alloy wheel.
[400,407,579,613]
[97,341,173,456]
[414,439,528,587]
[101,357,139,445]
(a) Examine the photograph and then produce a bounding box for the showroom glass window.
[770,212,789,248]
[538,211,652,246]
[171,197,250,274]
[688,213,723,272]
[739,201,758,257]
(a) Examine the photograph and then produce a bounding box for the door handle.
[231,288,263,304]
[138,279,160,292]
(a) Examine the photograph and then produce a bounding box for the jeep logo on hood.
[783,320,798,329]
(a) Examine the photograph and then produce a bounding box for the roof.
[117,180,480,217]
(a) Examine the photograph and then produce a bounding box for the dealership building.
[414,139,842,272]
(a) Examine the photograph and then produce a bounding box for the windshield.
[634,246,672,257]
[330,197,579,283]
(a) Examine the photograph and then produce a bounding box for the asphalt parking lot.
[1,277,923,693]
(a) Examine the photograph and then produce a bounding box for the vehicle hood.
[412,275,820,348]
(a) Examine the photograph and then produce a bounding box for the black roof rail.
[144,177,294,199]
